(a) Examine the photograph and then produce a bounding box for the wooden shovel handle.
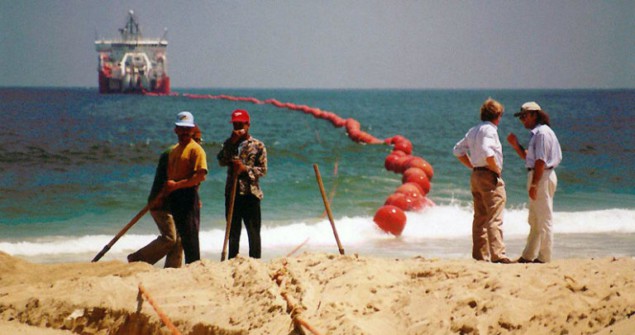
[221,173,239,261]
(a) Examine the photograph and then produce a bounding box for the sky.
[1,0,633,90]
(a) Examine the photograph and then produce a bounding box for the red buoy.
[179,92,435,229]
[393,155,412,173]
[384,193,409,211]
[345,118,361,131]
[402,167,431,195]
[392,150,407,157]
[395,182,423,198]
[373,205,407,236]
[331,116,347,128]
[404,156,434,180]
[384,151,406,172]
[311,109,323,118]
[347,129,362,142]
[407,196,425,211]
[393,138,413,155]
[387,135,406,145]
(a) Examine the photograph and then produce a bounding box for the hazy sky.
[1,0,633,89]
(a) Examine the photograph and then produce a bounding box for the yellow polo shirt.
[167,140,207,182]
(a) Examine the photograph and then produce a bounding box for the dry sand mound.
[1,252,634,334]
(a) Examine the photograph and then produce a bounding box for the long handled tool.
[138,283,182,335]
[221,173,239,261]
[92,204,150,262]
[313,163,345,255]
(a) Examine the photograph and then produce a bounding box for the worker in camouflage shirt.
[217,109,267,259]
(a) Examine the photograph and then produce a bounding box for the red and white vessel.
[95,10,170,94]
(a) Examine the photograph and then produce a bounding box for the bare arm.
[507,133,527,160]
[456,155,473,170]
[485,156,501,176]
[165,169,207,194]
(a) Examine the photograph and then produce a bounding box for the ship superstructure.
[95,10,170,94]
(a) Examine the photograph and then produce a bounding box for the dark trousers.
[226,194,261,259]
[167,188,200,264]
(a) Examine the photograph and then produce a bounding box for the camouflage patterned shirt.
[217,136,267,199]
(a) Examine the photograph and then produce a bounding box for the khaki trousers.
[522,170,557,263]
[127,209,183,268]
[470,170,507,262]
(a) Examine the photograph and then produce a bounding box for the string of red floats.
[147,91,435,236]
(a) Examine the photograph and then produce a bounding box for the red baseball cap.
[230,109,250,123]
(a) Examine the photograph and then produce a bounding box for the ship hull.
[98,70,170,94]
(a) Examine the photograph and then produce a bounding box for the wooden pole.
[313,164,345,255]
[286,238,310,258]
[138,283,182,335]
[91,204,149,262]
[221,173,239,261]
[320,161,339,219]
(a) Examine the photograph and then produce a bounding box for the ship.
[95,10,170,94]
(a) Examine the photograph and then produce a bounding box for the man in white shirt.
[453,98,511,264]
[507,102,562,263]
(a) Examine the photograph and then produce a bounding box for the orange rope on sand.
[294,315,324,335]
[138,283,182,335]
[272,260,325,335]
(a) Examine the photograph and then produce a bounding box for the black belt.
[527,167,553,171]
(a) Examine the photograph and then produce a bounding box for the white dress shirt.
[453,121,503,170]
[525,124,562,169]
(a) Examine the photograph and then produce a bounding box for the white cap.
[514,102,542,116]
[175,111,195,127]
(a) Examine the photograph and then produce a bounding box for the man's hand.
[529,186,537,200]
[164,170,207,195]
[456,155,473,170]
[507,133,519,148]
[165,180,178,194]
[230,129,246,144]
[485,156,501,177]
[507,132,526,159]
[232,159,247,175]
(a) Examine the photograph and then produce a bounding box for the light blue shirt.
[453,121,503,170]
[526,124,562,169]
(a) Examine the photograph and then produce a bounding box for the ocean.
[1,88,634,264]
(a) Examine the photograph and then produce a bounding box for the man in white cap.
[507,102,562,263]
[127,147,183,268]
[127,123,205,268]
[163,111,208,264]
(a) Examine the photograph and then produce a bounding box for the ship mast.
[119,10,142,41]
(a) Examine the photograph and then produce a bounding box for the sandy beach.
[1,251,634,335]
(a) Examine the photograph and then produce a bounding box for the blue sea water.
[1,87,634,263]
